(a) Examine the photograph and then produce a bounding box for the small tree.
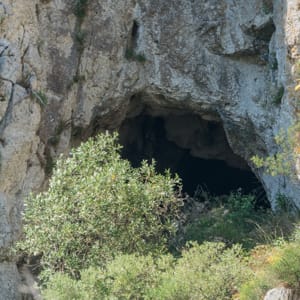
[19,132,182,277]
[251,122,300,178]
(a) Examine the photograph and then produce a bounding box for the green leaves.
[19,132,182,277]
[31,90,48,107]
[251,122,300,178]
[271,244,300,288]
[42,242,249,300]
[183,192,261,249]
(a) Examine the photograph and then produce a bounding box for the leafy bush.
[239,276,272,300]
[183,191,264,248]
[239,240,300,298]
[42,242,250,300]
[43,254,168,300]
[43,273,82,300]
[18,132,182,277]
[238,243,282,300]
[271,243,300,288]
[253,212,297,245]
[251,121,300,178]
[182,190,298,250]
[155,242,250,300]
[31,90,48,107]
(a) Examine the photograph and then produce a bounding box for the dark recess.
[131,20,139,49]
[119,114,269,208]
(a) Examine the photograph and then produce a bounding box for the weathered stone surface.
[264,287,300,300]
[0,262,21,300]
[0,0,299,298]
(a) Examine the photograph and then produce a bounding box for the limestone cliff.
[0,0,300,298]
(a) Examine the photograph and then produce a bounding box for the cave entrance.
[118,112,267,204]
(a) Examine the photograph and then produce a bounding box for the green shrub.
[48,119,72,146]
[253,211,297,244]
[102,254,166,299]
[239,276,272,300]
[18,132,182,277]
[155,242,250,300]
[43,272,82,300]
[292,224,300,242]
[31,90,47,107]
[239,240,300,298]
[43,242,250,300]
[43,254,169,300]
[183,191,298,251]
[183,191,263,248]
[251,121,300,178]
[271,243,300,288]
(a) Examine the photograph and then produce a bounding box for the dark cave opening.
[118,113,268,207]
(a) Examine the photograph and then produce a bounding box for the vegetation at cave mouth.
[17,132,300,299]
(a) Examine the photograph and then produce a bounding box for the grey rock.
[0,262,21,300]
[264,287,300,300]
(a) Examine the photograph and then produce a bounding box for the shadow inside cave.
[118,113,269,208]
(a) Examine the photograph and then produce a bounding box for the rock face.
[0,0,300,297]
[264,287,300,300]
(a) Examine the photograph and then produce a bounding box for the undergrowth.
[17,132,300,299]
[179,189,297,250]
[43,242,250,300]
